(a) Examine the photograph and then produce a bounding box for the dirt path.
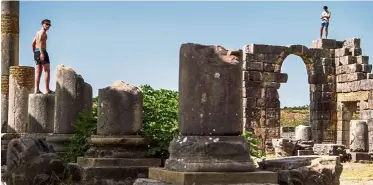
[340,163,373,185]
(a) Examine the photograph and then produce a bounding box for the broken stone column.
[7,66,34,133]
[27,94,55,133]
[46,65,92,156]
[146,44,277,185]
[349,120,368,152]
[76,81,161,184]
[295,125,312,141]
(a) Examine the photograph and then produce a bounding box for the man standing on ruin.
[31,19,54,94]
[320,6,331,39]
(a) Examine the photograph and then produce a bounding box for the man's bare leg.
[35,64,42,93]
[325,27,328,39]
[43,64,51,92]
[320,26,324,39]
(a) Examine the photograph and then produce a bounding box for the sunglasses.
[45,23,51,26]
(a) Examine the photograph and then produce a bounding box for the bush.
[241,130,266,159]
[64,97,98,162]
[140,84,179,159]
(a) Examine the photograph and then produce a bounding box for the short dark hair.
[323,6,328,10]
[41,19,51,25]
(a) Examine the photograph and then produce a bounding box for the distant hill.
[281,105,309,127]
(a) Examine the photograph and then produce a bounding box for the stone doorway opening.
[242,44,337,149]
[278,55,311,140]
[338,101,360,148]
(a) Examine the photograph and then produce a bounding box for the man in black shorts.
[31,19,53,94]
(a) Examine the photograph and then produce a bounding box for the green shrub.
[64,97,98,162]
[140,84,179,159]
[241,130,266,159]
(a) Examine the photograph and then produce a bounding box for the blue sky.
[19,1,373,107]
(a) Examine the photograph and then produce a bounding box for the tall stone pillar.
[46,65,92,156]
[144,44,277,185]
[76,81,161,184]
[1,0,19,133]
[7,66,35,133]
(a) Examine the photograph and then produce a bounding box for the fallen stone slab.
[258,156,343,185]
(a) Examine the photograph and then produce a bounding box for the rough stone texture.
[1,75,9,132]
[149,168,278,185]
[313,144,348,159]
[7,66,34,133]
[368,119,373,153]
[54,65,86,134]
[5,137,80,185]
[97,81,142,135]
[258,156,343,185]
[1,0,19,76]
[27,94,55,133]
[349,120,369,152]
[295,125,312,141]
[349,152,370,162]
[272,138,296,157]
[179,44,242,136]
[165,136,255,172]
[83,82,93,116]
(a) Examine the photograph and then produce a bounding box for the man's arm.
[31,37,36,53]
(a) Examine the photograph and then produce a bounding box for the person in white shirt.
[320,6,331,39]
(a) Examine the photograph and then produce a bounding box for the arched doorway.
[242,44,337,150]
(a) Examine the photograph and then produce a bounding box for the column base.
[78,135,162,184]
[165,136,255,172]
[148,167,278,185]
[45,134,73,156]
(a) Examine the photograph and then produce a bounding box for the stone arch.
[242,43,336,148]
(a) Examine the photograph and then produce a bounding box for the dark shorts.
[321,22,329,28]
[34,49,50,65]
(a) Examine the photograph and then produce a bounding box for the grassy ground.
[340,162,373,181]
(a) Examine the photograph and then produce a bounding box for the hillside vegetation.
[281,105,309,127]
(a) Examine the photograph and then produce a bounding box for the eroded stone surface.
[97,81,142,135]
[258,156,343,185]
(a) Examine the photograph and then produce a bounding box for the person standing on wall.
[320,6,331,39]
[31,19,54,94]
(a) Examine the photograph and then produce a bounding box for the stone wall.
[242,41,336,145]
[334,38,373,151]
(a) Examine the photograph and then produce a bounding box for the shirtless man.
[31,19,53,94]
[320,6,331,39]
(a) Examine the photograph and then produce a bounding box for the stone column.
[7,66,34,133]
[46,65,92,155]
[349,120,368,152]
[1,0,19,133]
[295,125,312,141]
[28,94,55,133]
[76,81,161,184]
[145,44,277,185]
[1,75,9,132]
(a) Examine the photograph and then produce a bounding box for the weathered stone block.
[27,94,55,133]
[265,88,278,99]
[323,66,334,74]
[321,58,334,66]
[97,81,142,135]
[359,79,373,91]
[360,110,373,120]
[295,125,312,141]
[337,91,369,102]
[258,156,343,185]
[245,44,287,54]
[310,84,322,92]
[336,72,366,82]
[350,48,362,56]
[179,44,242,135]
[308,74,327,84]
[322,83,335,92]
[311,39,337,49]
[243,62,263,71]
[297,150,314,156]
[349,120,369,152]
[350,152,370,162]
[165,136,255,172]
[339,56,357,65]
[263,82,281,89]
[148,167,278,185]
[343,38,361,48]
[262,72,287,83]
[334,48,349,57]
[242,98,256,108]
[263,63,275,72]
[336,64,363,74]
[272,138,296,157]
[356,56,369,64]
[313,144,346,156]
[247,71,263,81]
[244,87,264,98]
[245,53,281,64]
